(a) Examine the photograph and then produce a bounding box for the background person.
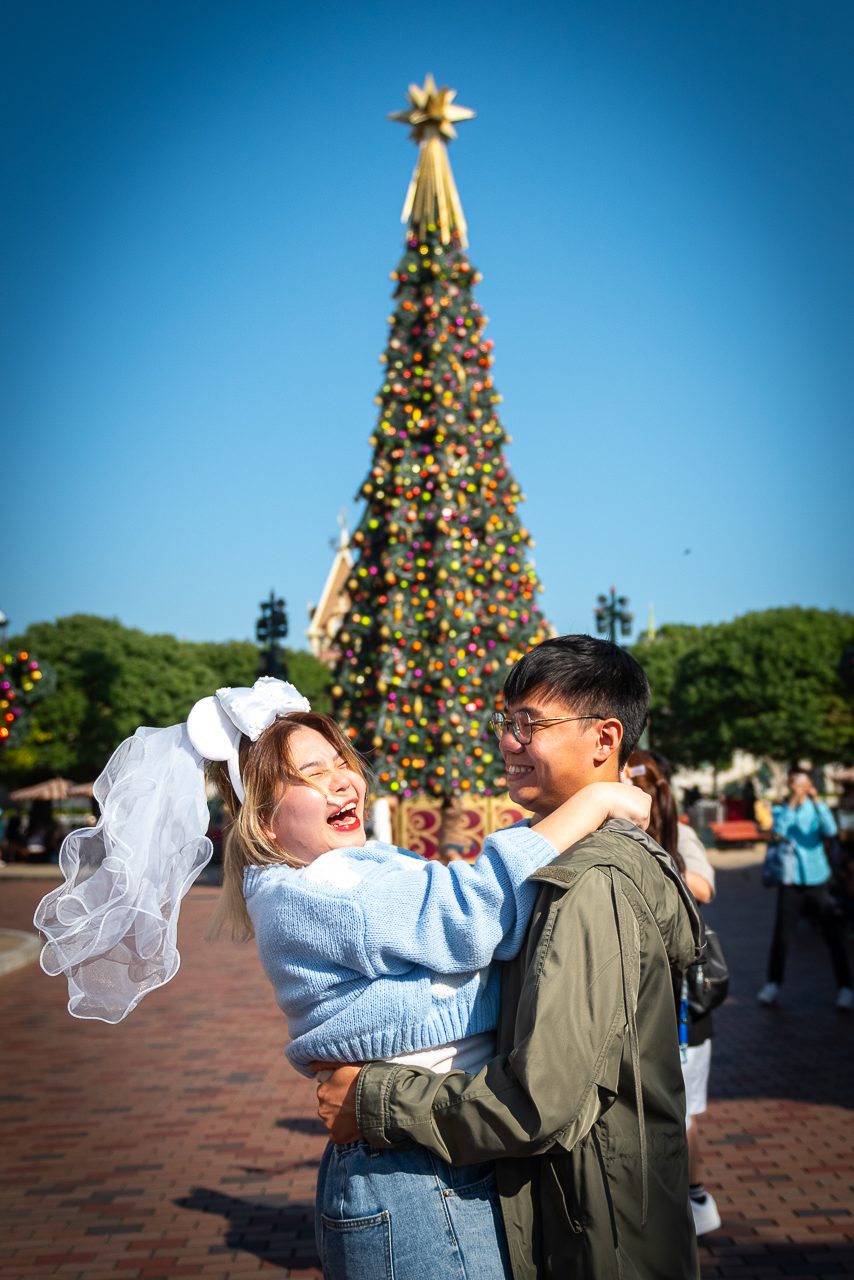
[626,748,722,1237]
[831,772,854,934]
[758,766,853,1011]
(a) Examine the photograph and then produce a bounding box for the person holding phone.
[758,766,853,1011]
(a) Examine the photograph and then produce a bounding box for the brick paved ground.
[691,855,854,1277]
[1,853,852,1279]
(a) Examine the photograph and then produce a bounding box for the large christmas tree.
[333,76,551,806]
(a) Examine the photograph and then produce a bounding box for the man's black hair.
[503,634,650,769]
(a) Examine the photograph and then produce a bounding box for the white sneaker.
[690,1191,722,1235]
[757,982,780,1006]
[836,987,854,1012]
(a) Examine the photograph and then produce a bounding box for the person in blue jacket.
[758,766,852,1011]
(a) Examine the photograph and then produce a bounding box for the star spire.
[389,74,475,246]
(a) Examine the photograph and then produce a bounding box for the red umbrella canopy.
[9,778,74,802]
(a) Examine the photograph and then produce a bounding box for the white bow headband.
[187,676,311,803]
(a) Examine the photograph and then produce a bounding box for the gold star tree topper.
[389,74,475,246]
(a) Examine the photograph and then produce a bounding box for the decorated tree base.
[385,791,531,863]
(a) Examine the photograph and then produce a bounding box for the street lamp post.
[256,592,289,679]
[594,588,649,746]
[594,588,633,646]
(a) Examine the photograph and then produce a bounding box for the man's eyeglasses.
[488,709,606,746]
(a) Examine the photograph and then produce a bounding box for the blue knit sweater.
[244,825,555,1074]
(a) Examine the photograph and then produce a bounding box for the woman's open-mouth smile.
[327,801,361,832]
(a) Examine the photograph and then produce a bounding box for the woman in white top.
[626,748,722,1237]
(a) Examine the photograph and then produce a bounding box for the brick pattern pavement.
[1,854,852,1279]
[1,883,324,1279]
[692,856,854,1277]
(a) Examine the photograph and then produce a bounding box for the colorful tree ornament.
[0,648,48,746]
[333,77,552,802]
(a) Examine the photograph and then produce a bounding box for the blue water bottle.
[679,976,689,1065]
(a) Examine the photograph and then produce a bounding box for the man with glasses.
[318,635,701,1279]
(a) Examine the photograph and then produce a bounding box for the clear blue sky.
[4,0,852,648]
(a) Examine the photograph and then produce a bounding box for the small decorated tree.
[333,77,551,829]
[0,645,50,746]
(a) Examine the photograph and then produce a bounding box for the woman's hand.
[311,1062,363,1144]
[596,780,652,830]
[531,779,652,852]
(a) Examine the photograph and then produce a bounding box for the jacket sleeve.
[356,868,629,1161]
[771,804,791,838]
[773,801,837,840]
[351,827,558,978]
[813,801,838,838]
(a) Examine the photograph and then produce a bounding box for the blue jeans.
[316,1140,512,1279]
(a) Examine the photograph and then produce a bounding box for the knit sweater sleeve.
[351,825,557,978]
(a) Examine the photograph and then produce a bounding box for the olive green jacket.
[356,820,702,1280]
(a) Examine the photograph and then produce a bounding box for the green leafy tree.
[630,624,712,764]
[284,648,333,709]
[0,615,332,784]
[632,608,854,768]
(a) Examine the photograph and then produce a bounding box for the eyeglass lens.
[491,710,532,743]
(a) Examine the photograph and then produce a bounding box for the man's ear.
[593,718,624,764]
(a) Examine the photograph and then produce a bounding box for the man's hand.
[312,1063,363,1144]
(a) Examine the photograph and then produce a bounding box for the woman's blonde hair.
[207,711,369,941]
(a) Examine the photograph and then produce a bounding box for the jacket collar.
[529,818,704,971]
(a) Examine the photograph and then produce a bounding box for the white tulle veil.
[33,677,310,1023]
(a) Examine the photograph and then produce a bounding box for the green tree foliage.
[0,615,332,784]
[631,608,854,768]
[333,227,550,799]
[630,623,712,765]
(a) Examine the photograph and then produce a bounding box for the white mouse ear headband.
[33,677,311,1024]
[187,676,311,804]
